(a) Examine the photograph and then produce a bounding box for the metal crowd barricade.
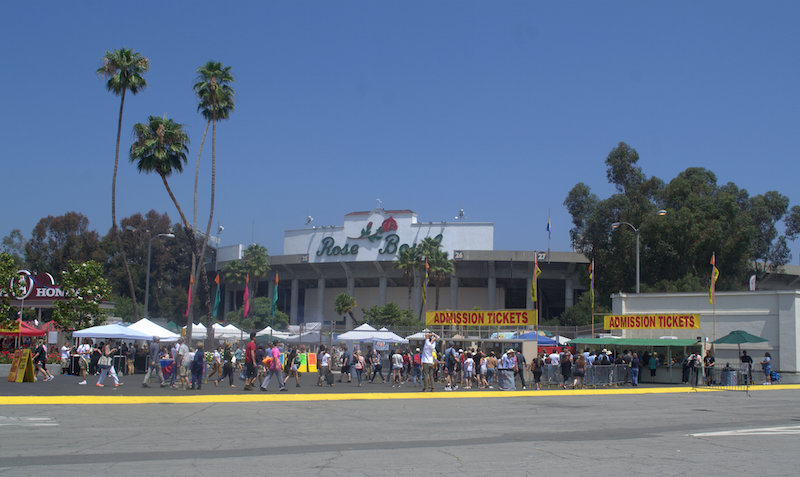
[699,364,750,394]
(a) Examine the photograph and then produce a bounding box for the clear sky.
[2,1,799,259]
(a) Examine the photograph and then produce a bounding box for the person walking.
[703,350,715,385]
[190,342,205,390]
[96,341,122,388]
[316,345,332,387]
[243,332,258,391]
[261,341,287,391]
[391,348,403,387]
[514,348,527,390]
[353,350,365,387]
[531,354,544,390]
[142,336,165,388]
[215,343,236,387]
[338,344,351,383]
[421,333,436,392]
[283,347,302,388]
[32,339,54,382]
[208,346,222,382]
[370,349,385,384]
[559,350,572,388]
[629,353,640,387]
[761,352,772,385]
[76,339,92,385]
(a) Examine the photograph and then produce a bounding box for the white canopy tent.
[128,318,179,342]
[256,326,292,340]
[336,324,408,344]
[211,323,246,340]
[182,323,207,340]
[73,323,153,341]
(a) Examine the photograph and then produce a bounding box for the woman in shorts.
[531,353,544,390]
[283,347,302,388]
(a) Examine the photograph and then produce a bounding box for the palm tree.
[334,293,357,329]
[129,115,196,331]
[98,48,149,319]
[428,249,455,310]
[394,246,420,309]
[221,260,247,311]
[191,61,235,334]
[416,236,454,312]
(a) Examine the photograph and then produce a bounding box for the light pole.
[145,233,175,318]
[611,210,667,294]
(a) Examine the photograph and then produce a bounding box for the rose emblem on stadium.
[380,217,397,233]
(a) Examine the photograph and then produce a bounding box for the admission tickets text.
[603,314,700,330]
[425,310,538,327]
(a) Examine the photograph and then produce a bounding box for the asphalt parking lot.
[2,373,800,476]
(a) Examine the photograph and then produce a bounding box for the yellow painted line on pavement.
[1,384,797,406]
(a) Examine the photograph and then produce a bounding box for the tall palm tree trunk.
[160,174,200,338]
[111,89,138,319]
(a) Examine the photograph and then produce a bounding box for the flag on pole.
[530,254,542,303]
[185,274,194,317]
[546,217,551,240]
[589,260,595,310]
[709,253,719,304]
[271,273,279,317]
[243,274,250,318]
[213,273,221,319]
[423,258,429,305]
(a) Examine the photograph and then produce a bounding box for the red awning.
[0,321,47,337]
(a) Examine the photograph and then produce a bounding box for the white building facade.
[217,208,589,327]
[612,290,800,380]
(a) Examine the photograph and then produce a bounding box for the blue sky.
[2,1,798,259]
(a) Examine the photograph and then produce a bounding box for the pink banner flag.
[243,274,250,317]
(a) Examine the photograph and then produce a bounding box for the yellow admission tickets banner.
[426,310,537,327]
[603,314,700,330]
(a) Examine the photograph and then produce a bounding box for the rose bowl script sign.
[426,310,537,327]
[603,314,700,330]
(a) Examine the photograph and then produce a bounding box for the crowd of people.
[19,332,781,390]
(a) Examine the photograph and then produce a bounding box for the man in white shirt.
[60,344,71,375]
[76,339,92,385]
[548,351,560,366]
[421,333,436,392]
[317,345,333,387]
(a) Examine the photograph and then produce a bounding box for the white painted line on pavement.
[690,425,800,437]
[0,416,58,427]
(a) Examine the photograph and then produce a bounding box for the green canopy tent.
[568,337,701,383]
[712,330,767,357]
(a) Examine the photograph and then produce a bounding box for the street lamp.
[611,210,667,294]
[145,233,175,318]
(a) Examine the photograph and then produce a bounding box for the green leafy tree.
[225,297,288,332]
[564,143,796,312]
[1,230,26,268]
[98,48,149,320]
[334,293,357,326]
[558,291,609,327]
[242,244,270,292]
[221,259,247,310]
[52,260,112,330]
[25,212,103,274]
[361,303,418,329]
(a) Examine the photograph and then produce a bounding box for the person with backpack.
[283,347,302,388]
[190,342,205,390]
[353,350,366,387]
[412,348,422,386]
[444,344,458,391]
[338,344,351,383]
